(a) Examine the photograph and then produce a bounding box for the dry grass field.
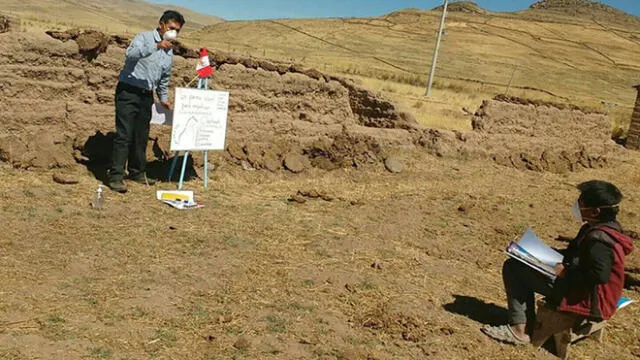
[0,1,640,359]
[185,5,640,132]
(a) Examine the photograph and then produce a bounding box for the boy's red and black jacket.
[552,221,633,320]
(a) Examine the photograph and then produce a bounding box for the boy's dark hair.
[160,10,185,27]
[578,180,622,221]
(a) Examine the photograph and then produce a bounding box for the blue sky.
[147,0,640,20]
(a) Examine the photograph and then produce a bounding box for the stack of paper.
[505,228,563,279]
[150,103,173,126]
[156,190,204,210]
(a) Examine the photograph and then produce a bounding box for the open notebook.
[505,228,563,280]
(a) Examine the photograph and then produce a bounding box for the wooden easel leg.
[178,151,190,190]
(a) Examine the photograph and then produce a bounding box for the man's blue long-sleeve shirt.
[118,29,173,103]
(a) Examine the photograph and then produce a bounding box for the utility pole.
[425,0,449,97]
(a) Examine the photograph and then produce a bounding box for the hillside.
[0,0,224,33]
[185,3,640,131]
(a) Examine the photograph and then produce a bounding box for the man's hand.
[555,263,566,278]
[161,101,172,110]
[157,40,174,50]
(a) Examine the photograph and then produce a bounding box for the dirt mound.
[467,98,624,172]
[409,95,627,174]
[488,94,604,114]
[190,63,415,172]
[0,29,417,175]
[433,1,487,14]
[46,29,110,61]
[0,27,630,177]
[472,96,610,138]
[0,131,75,169]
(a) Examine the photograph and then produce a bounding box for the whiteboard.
[170,87,229,151]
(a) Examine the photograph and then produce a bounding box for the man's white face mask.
[571,201,583,223]
[163,29,178,40]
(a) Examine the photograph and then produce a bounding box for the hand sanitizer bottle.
[92,185,104,209]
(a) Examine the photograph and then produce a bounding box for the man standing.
[108,10,185,193]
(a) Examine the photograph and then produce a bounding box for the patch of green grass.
[265,315,286,333]
[225,325,244,335]
[132,306,148,319]
[48,314,65,324]
[153,328,177,347]
[87,211,107,219]
[21,207,38,221]
[288,302,314,313]
[89,347,113,359]
[189,303,212,324]
[223,234,255,248]
[43,314,74,341]
[302,279,314,287]
[358,279,377,291]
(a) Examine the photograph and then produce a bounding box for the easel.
[167,77,210,190]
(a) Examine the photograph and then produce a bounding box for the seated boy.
[482,180,634,345]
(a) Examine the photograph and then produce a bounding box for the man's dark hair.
[578,180,622,221]
[160,10,185,27]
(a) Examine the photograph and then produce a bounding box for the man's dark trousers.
[110,82,154,181]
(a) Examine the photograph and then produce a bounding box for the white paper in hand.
[151,103,173,126]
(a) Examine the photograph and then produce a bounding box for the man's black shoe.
[107,179,128,193]
[127,173,157,186]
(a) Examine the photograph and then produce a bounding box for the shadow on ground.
[443,294,508,326]
[77,131,198,184]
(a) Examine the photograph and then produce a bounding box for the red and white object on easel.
[196,48,214,78]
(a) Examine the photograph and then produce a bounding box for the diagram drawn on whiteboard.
[175,116,198,145]
[170,88,229,151]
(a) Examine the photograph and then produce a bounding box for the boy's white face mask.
[571,201,583,223]
[163,29,178,40]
